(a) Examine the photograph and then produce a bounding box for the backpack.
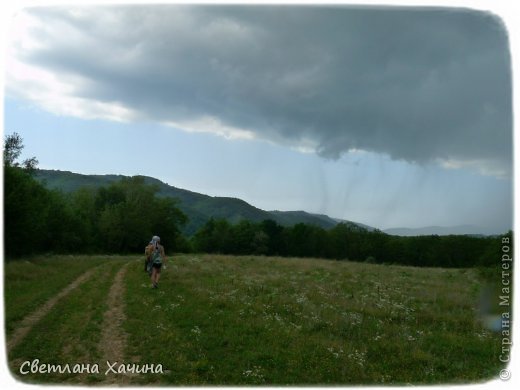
[144,244,153,271]
[150,246,163,265]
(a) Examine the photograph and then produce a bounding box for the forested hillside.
[4,134,510,267]
[35,169,360,234]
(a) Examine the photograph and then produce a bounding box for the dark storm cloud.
[12,5,512,174]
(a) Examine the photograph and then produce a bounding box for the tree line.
[191,217,507,268]
[4,133,188,257]
[4,133,508,267]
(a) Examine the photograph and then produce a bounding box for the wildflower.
[342,312,363,326]
[476,330,489,339]
[347,349,366,366]
[242,366,264,380]
[327,346,344,359]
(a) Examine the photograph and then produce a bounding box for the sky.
[2,2,514,233]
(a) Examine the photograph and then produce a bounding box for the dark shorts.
[152,263,162,272]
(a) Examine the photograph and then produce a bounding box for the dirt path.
[98,261,132,384]
[6,267,99,353]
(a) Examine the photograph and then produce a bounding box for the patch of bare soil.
[98,262,132,384]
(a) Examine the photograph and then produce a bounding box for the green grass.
[7,258,128,384]
[123,254,504,385]
[5,254,506,385]
[4,255,107,334]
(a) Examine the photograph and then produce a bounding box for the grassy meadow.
[4,254,505,385]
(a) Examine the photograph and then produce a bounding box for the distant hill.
[35,169,371,235]
[383,225,497,237]
[270,211,374,231]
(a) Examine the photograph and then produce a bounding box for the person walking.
[147,235,167,289]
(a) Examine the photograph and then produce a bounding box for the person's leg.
[151,267,157,287]
[155,267,161,286]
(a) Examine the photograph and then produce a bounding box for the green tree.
[192,218,233,253]
[151,196,188,252]
[69,187,100,252]
[232,220,257,254]
[3,132,50,257]
[260,219,285,255]
[96,177,187,253]
[3,132,38,171]
[3,134,193,256]
[44,190,88,253]
[3,166,49,256]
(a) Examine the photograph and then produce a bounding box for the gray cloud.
[9,5,512,175]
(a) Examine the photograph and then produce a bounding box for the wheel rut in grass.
[7,267,99,353]
[98,261,133,383]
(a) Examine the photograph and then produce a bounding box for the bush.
[365,256,377,264]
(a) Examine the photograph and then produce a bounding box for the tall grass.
[123,254,503,385]
[4,255,107,334]
[4,254,504,385]
[6,258,128,383]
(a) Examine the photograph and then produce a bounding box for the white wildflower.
[327,346,344,359]
[191,326,202,336]
[242,366,264,380]
[347,349,366,366]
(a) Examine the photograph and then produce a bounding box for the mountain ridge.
[34,169,502,237]
[383,225,498,237]
[34,169,370,235]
